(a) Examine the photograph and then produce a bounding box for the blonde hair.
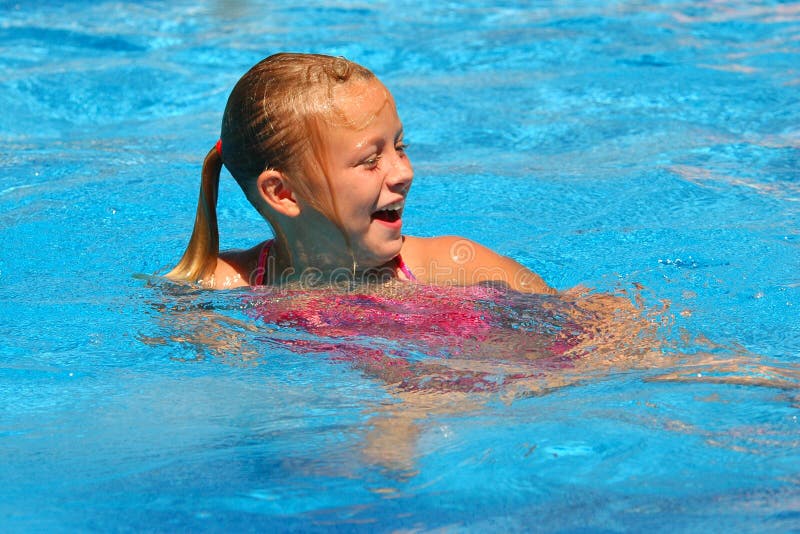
[168,53,376,283]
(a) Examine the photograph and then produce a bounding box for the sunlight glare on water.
[0,0,798,531]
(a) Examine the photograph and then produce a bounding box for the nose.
[385,150,413,193]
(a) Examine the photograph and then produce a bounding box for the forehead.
[328,78,395,131]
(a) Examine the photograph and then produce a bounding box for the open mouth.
[371,208,401,223]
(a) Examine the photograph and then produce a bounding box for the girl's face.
[317,79,413,268]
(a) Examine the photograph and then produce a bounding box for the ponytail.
[167,145,222,284]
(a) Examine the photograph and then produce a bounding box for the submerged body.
[245,281,584,393]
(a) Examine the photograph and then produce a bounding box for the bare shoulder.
[213,242,265,289]
[400,235,457,258]
[400,235,555,294]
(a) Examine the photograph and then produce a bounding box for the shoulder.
[401,234,514,275]
[400,235,462,257]
[401,235,555,294]
[212,242,267,289]
[401,235,517,269]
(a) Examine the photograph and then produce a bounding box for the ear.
[256,169,301,217]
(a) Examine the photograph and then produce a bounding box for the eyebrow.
[353,126,405,151]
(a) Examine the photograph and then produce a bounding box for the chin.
[357,239,403,267]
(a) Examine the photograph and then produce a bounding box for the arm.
[401,235,556,294]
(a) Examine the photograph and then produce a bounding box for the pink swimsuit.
[245,240,582,393]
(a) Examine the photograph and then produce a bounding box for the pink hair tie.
[215,139,223,159]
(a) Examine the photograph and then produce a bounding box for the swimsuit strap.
[395,254,417,282]
[252,239,273,286]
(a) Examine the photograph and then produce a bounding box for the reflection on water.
[671,164,800,201]
[142,279,800,475]
[146,279,800,392]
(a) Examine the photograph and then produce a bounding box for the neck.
[265,215,396,286]
[268,241,398,286]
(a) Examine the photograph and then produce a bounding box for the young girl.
[169,52,554,294]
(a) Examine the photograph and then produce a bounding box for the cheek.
[335,196,369,232]
[344,184,377,213]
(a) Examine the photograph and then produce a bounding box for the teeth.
[381,201,404,212]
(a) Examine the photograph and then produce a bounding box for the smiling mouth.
[371,208,401,223]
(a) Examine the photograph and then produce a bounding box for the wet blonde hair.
[168,53,376,283]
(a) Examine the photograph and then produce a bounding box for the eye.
[395,141,409,154]
[360,154,382,170]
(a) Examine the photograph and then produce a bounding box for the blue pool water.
[1,0,799,531]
